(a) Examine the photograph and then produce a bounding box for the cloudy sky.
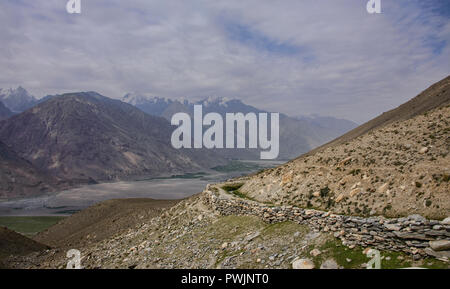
[1,0,449,122]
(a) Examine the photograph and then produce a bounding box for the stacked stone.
[202,187,450,261]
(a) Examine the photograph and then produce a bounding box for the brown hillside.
[240,76,450,219]
[0,226,49,268]
[303,76,450,157]
[34,198,180,249]
[0,141,61,199]
[0,92,227,187]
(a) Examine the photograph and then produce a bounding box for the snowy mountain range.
[121,93,358,159]
[0,86,38,113]
[0,86,358,160]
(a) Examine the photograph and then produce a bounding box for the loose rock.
[292,258,315,269]
[320,259,339,269]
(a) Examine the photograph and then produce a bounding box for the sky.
[0,0,449,123]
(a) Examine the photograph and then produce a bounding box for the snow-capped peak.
[122,93,173,105]
[0,86,37,112]
[198,96,232,107]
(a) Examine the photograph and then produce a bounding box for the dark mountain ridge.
[0,92,225,184]
[0,102,13,121]
[0,141,60,199]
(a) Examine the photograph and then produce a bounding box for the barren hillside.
[239,77,450,219]
[0,141,61,199]
[0,226,49,268]
[304,76,450,156]
[0,92,227,188]
[5,77,449,270]
[34,198,180,249]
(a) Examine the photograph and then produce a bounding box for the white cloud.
[0,0,448,122]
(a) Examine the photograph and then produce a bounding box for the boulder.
[407,214,427,223]
[424,248,450,259]
[320,259,339,269]
[292,258,315,269]
[384,223,401,231]
[429,240,450,251]
[419,147,428,154]
[377,183,389,193]
[244,231,260,242]
[441,217,450,225]
[335,194,345,203]
[349,188,360,197]
[394,231,432,241]
[310,249,321,257]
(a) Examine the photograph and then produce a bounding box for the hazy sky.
[1,0,449,122]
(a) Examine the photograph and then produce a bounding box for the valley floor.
[3,183,448,269]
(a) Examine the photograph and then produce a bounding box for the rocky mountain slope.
[4,77,449,269]
[0,87,37,113]
[8,189,448,269]
[0,226,49,268]
[34,198,180,249]
[305,76,450,157]
[0,92,226,185]
[239,76,450,219]
[0,101,13,121]
[0,141,61,199]
[122,94,358,160]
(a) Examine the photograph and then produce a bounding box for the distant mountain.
[0,141,60,199]
[295,115,358,141]
[0,102,13,121]
[0,92,226,184]
[122,94,180,117]
[122,94,263,119]
[305,75,450,157]
[0,87,38,113]
[122,94,358,159]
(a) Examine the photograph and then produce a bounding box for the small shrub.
[222,183,244,192]
[320,186,330,198]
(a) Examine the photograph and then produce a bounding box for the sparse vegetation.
[0,216,66,237]
[320,186,330,198]
[314,239,448,269]
[222,183,244,192]
[222,183,256,201]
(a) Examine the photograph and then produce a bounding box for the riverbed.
[0,160,284,216]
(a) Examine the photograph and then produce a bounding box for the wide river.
[0,160,284,216]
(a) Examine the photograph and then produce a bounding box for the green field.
[0,216,66,237]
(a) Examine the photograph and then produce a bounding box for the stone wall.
[202,186,450,260]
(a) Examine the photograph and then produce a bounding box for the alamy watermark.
[67,1,380,15]
[170,105,279,160]
[66,247,382,269]
[366,0,381,14]
[366,248,381,269]
[66,249,82,269]
[66,0,81,14]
